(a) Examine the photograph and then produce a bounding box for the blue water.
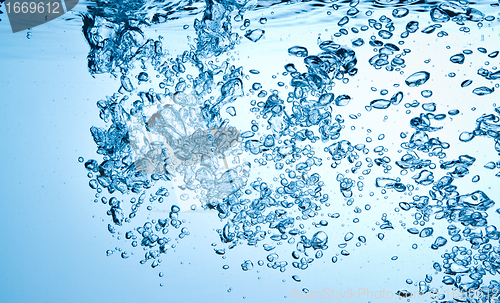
[2,0,500,302]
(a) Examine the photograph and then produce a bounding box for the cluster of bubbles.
[72,0,500,300]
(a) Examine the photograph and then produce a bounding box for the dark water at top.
[3,0,500,301]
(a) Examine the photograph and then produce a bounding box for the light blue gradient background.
[2,2,500,303]
[0,13,294,303]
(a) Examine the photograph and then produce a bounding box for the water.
[2,0,500,302]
